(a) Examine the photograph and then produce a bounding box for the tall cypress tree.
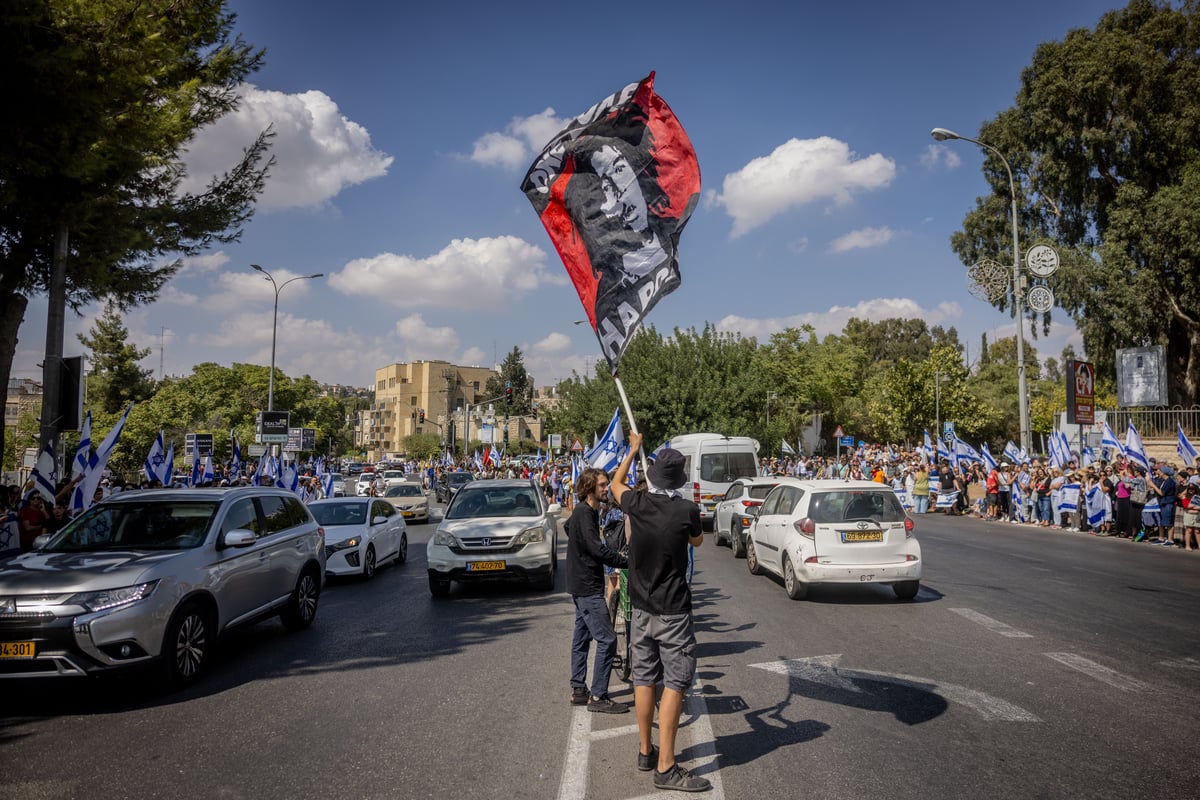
[77,303,156,415]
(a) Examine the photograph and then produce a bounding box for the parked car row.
[713,478,922,601]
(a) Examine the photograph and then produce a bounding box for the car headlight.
[433,530,459,547]
[514,526,546,545]
[327,536,361,553]
[69,581,158,613]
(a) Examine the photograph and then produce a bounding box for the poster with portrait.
[521,72,700,371]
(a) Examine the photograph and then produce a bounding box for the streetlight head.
[930,127,960,142]
[309,273,324,279]
[251,263,265,272]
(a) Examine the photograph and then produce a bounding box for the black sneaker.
[653,763,712,792]
[587,695,629,714]
[570,687,588,706]
[638,745,659,772]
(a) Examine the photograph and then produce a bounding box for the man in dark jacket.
[566,466,629,713]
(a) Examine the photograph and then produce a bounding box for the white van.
[667,433,760,529]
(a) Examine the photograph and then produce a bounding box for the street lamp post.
[250,264,323,411]
[931,127,1031,455]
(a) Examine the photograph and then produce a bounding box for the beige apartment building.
[354,360,545,462]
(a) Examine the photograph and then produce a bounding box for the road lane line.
[589,723,639,741]
[1158,657,1200,671]
[1044,652,1154,692]
[950,607,1033,638]
[679,677,727,800]
[557,707,591,800]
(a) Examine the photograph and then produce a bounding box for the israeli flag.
[26,443,58,504]
[650,439,671,461]
[164,442,176,485]
[571,455,581,486]
[144,432,166,484]
[79,402,133,509]
[981,442,998,472]
[1060,482,1080,512]
[1048,430,1067,469]
[1003,440,1022,465]
[1085,484,1111,527]
[894,488,912,510]
[1081,447,1096,468]
[953,436,982,469]
[1177,423,1198,467]
[72,410,94,481]
[1101,421,1124,458]
[936,490,959,508]
[322,471,335,497]
[584,409,624,472]
[190,450,202,487]
[1142,497,1161,528]
[0,510,19,558]
[201,455,215,485]
[1011,478,1027,522]
[1124,422,1150,472]
[781,438,795,456]
[277,463,299,494]
[231,437,243,479]
[923,430,934,462]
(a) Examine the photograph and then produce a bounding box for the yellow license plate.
[467,560,506,572]
[843,531,883,542]
[0,641,36,659]
[402,511,414,518]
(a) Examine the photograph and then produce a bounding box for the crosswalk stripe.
[1044,652,1154,692]
[950,607,1033,638]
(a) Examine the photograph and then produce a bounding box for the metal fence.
[1097,406,1200,439]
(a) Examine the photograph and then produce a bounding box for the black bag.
[602,516,627,556]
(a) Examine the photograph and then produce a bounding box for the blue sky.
[14,0,1124,390]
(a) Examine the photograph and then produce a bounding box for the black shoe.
[653,763,712,792]
[638,745,659,772]
[587,695,629,714]
[570,687,588,706]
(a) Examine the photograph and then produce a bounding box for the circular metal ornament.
[1025,244,1060,278]
[1026,285,1054,313]
[967,258,1010,302]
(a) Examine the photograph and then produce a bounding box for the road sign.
[286,427,316,452]
[839,436,854,447]
[833,425,845,438]
[185,433,214,457]
[570,437,585,452]
[943,421,955,445]
[257,411,290,443]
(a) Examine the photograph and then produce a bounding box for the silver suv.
[0,487,325,687]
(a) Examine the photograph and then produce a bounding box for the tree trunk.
[0,290,30,470]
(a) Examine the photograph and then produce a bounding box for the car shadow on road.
[754,571,945,604]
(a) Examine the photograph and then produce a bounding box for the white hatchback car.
[308,497,407,579]
[745,479,921,600]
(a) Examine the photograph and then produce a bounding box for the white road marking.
[1158,657,1200,671]
[1044,652,1155,692]
[750,657,1040,722]
[557,677,726,800]
[949,607,1034,638]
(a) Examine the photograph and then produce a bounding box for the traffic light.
[503,429,509,444]
[419,409,425,423]
[531,402,539,418]
[505,385,513,403]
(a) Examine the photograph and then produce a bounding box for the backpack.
[602,515,628,556]
[1128,477,1148,505]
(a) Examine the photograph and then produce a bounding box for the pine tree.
[77,303,155,414]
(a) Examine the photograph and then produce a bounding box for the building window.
[389,377,396,388]
[411,396,417,406]
[473,381,480,391]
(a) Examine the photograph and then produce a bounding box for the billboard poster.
[1066,359,1095,425]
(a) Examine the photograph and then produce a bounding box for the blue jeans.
[570,594,615,699]
[913,494,929,514]
[1038,497,1052,522]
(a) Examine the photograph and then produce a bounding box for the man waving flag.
[521,72,700,371]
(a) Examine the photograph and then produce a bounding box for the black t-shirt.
[621,491,700,615]
[565,501,626,598]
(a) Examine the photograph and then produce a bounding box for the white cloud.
[204,268,324,311]
[393,314,460,357]
[328,235,564,309]
[920,144,962,170]
[710,137,896,237]
[470,108,569,169]
[787,237,809,254]
[181,84,393,211]
[715,298,964,341]
[460,347,488,367]
[158,286,200,306]
[828,226,895,253]
[181,252,230,274]
[532,332,571,354]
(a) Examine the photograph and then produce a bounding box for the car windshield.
[749,484,777,500]
[384,471,404,480]
[309,502,367,526]
[43,500,220,552]
[809,490,907,523]
[700,451,758,483]
[447,474,473,485]
[385,485,421,498]
[447,487,540,519]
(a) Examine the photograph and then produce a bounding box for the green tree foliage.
[484,346,533,414]
[948,0,1200,403]
[77,302,156,414]
[403,432,442,461]
[0,0,272,467]
[842,317,962,367]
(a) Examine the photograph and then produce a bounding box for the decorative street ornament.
[967,258,1010,302]
[1025,243,1060,278]
[1027,285,1055,313]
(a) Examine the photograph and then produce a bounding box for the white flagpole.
[612,373,650,477]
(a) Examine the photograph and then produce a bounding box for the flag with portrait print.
[521,72,700,371]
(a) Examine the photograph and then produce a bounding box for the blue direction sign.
[839,436,855,447]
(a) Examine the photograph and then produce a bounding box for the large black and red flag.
[521,72,700,371]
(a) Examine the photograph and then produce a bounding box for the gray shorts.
[630,608,697,693]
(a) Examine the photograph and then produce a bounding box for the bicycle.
[607,568,632,682]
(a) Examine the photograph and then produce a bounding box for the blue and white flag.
[79,402,133,510]
[781,438,795,456]
[163,442,175,485]
[26,443,58,504]
[936,490,959,508]
[953,436,982,469]
[584,409,624,472]
[1124,422,1149,472]
[1101,421,1124,458]
[144,432,167,484]
[1142,496,1161,529]
[72,410,94,481]
[1048,429,1068,469]
[894,488,912,509]
[1002,440,1022,465]
[1060,481,1080,512]
[1011,476,1027,522]
[922,430,934,462]
[980,442,998,472]
[231,437,243,479]
[1177,423,1198,467]
[650,439,671,461]
[0,510,19,557]
[1081,447,1096,468]
[201,455,215,485]
[322,471,335,498]
[1085,484,1110,527]
[277,463,299,494]
[571,454,581,486]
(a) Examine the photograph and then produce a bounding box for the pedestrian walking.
[565,467,630,713]
[610,433,712,793]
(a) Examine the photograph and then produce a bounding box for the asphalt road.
[2,502,1198,800]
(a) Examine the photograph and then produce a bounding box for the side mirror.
[32,533,51,550]
[430,507,445,521]
[372,515,388,526]
[221,529,256,549]
[547,503,562,515]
